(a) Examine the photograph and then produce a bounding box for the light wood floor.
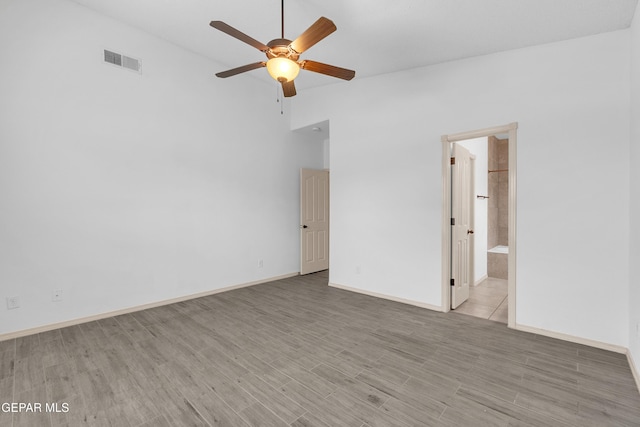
[1,271,639,426]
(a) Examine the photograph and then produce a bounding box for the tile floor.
[454,277,508,323]
[2,271,639,426]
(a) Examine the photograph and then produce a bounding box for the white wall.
[457,137,488,283]
[323,138,330,169]
[0,0,323,336]
[292,30,631,347]
[629,4,640,375]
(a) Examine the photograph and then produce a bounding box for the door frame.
[441,122,518,328]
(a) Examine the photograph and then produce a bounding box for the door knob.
[300,225,308,229]
[467,229,474,234]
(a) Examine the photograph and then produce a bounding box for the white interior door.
[300,169,329,275]
[451,143,474,309]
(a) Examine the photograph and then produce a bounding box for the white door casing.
[300,169,329,275]
[451,143,474,309]
[441,122,517,328]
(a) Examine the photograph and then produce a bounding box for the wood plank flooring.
[1,270,639,426]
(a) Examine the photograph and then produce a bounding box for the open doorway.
[454,136,508,322]
[294,120,330,276]
[441,123,517,328]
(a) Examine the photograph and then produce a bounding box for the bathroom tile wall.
[497,137,509,246]
[488,136,509,248]
[488,136,499,249]
[488,136,508,280]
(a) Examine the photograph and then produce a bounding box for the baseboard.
[514,323,627,354]
[513,325,640,394]
[473,274,488,287]
[327,284,630,357]
[0,272,299,342]
[329,282,443,312]
[628,350,640,394]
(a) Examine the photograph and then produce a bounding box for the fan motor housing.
[266,39,300,60]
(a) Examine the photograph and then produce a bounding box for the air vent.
[104,49,141,73]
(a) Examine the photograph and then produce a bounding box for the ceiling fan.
[210,0,355,97]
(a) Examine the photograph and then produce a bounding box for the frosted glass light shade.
[266,57,300,82]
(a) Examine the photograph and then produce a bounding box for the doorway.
[300,168,329,275]
[441,123,517,328]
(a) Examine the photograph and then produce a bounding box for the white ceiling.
[70,0,638,92]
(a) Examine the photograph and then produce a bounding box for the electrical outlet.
[52,290,63,302]
[258,259,263,268]
[356,266,361,274]
[636,321,640,339]
[6,296,20,310]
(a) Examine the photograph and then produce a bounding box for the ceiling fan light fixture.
[266,57,300,82]
[210,2,354,97]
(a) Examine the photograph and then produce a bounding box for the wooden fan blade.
[300,60,355,80]
[281,80,297,97]
[289,17,336,54]
[210,21,269,52]
[216,62,266,78]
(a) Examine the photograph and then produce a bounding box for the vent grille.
[104,49,141,73]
